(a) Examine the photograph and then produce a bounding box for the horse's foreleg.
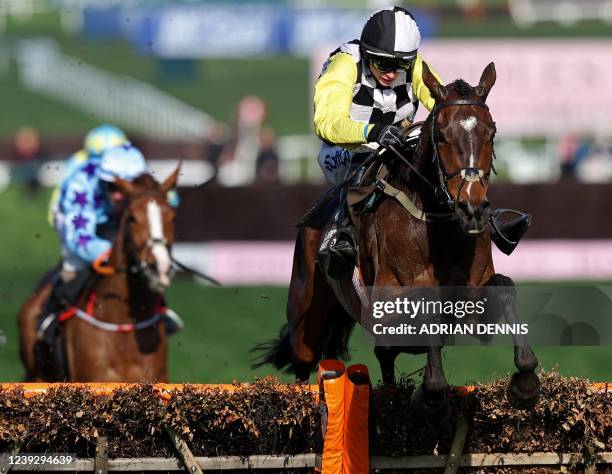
[374,346,399,386]
[412,344,447,412]
[486,273,540,408]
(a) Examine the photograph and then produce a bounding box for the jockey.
[314,6,442,277]
[39,144,183,342]
[48,124,180,225]
[48,124,129,226]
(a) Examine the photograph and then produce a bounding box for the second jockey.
[314,6,442,277]
[40,143,183,341]
[48,124,129,226]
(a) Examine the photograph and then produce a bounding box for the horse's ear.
[476,62,496,100]
[161,162,181,193]
[422,61,447,102]
[114,177,134,196]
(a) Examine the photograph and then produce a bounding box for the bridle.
[378,97,497,222]
[92,191,172,279]
[428,98,495,209]
[123,193,172,281]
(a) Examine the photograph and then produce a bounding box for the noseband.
[429,99,493,209]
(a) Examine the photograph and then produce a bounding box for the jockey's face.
[102,181,126,211]
[369,62,399,87]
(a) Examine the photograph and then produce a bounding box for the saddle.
[298,157,531,280]
[297,121,423,232]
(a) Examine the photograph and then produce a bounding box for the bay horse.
[17,167,179,382]
[254,63,540,410]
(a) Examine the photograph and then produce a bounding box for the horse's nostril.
[475,200,491,218]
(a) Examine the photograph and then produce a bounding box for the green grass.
[0,186,610,384]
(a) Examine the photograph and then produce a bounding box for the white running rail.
[15,37,213,141]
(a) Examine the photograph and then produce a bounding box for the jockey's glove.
[367,124,404,150]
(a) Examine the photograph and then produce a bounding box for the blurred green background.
[1,1,611,384]
[1,187,610,384]
[2,8,612,138]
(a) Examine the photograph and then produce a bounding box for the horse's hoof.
[506,371,540,410]
[410,385,447,413]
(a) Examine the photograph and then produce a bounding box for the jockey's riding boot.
[489,209,532,256]
[38,284,64,345]
[161,308,184,335]
[155,297,184,335]
[325,189,358,279]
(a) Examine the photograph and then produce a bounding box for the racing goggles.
[368,56,415,73]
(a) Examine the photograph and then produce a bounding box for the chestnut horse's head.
[421,62,497,235]
[114,166,180,293]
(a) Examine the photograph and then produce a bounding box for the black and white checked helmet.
[360,6,421,61]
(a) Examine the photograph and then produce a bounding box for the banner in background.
[416,40,612,136]
[82,6,436,58]
[174,240,612,285]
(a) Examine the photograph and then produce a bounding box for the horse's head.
[114,166,180,293]
[421,62,497,235]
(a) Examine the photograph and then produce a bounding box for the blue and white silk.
[56,158,113,265]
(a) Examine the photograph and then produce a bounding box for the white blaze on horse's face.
[147,200,171,288]
[460,116,478,198]
[460,116,477,132]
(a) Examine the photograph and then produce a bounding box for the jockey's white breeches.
[317,142,380,185]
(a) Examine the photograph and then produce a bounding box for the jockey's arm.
[48,149,88,227]
[60,178,111,263]
[314,52,370,147]
[412,56,443,112]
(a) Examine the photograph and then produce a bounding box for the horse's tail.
[250,324,294,373]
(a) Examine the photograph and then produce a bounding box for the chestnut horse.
[254,63,540,410]
[18,168,179,382]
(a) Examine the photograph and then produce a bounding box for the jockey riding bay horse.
[18,168,179,382]
[254,63,540,410]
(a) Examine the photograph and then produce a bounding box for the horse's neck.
[94,269,157,322]
[381,121,493,283]
[95,221,157,322]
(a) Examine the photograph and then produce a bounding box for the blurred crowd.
[7,122,612,189]
[557,134,612,182]
[5,95,282,191]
